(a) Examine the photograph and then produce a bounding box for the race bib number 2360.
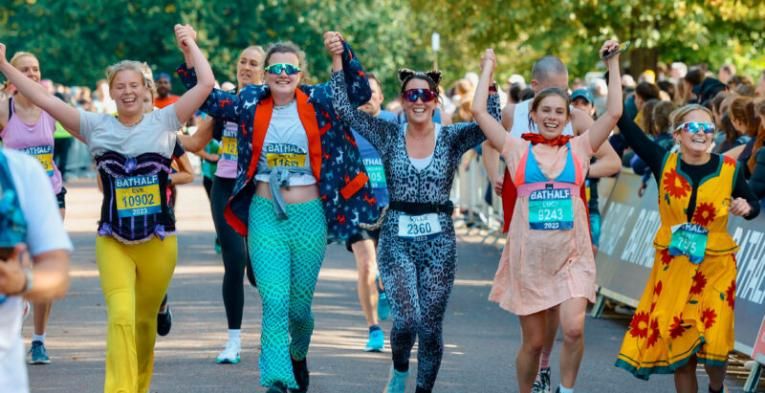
[398,213,442,241]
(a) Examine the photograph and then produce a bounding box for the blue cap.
[155,72,172,82]
[571,89,594,104]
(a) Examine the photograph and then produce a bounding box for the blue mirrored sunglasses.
[675,121,715,134]
[265,63,301,76]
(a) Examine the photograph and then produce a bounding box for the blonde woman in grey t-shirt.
[0,24,214,392]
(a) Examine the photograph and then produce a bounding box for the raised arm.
[171,24,215,125]
[0,44,81,140]
[471,49,506,152]
[330,71,398,153]
[588,40,623,151]
[178,115,214,152]
[324,32,372,107]
[170,152,195,186]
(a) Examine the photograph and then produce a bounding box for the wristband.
[21,267,33,294]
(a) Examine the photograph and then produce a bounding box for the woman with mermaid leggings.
[177,30,377,393]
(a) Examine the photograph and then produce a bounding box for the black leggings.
[211,176,249,329]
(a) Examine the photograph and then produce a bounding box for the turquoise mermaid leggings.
[248,196,327,389]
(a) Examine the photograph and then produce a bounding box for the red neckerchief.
[521,133,572,147]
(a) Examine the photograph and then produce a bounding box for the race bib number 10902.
[115,175,162,218]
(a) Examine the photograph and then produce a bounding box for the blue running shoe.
[365,329,384,352]
[384,366,408,393]
[28,341,50,365]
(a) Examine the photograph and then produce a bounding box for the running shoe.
[377,276,390,321]
[215,340,241,364]
[384,366,408,393]
[27,341,50,365]
[365,329,384,352]
[157,297,172,336]
[290,357,309,393]
[532,367,551,393]
[266,381,288,393]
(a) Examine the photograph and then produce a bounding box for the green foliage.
[1,0,763,102]
[1,0,437,98]
[411,0,765,86]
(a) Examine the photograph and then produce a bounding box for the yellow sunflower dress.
[614,115,760,380]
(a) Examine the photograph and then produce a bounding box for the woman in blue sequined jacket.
[177,31,376,393]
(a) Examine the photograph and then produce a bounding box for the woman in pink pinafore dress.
[471,42,623,393]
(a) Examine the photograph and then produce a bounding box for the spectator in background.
[670,62,688,81]
[693,77,727,106]
[639,99,660,136]
[725,96,760,177]
[735,83,756,97]
[633,82,661,127]
[519,87,535,101]
[728,74,753,92]
[682,67,704,103]
[718,63,736,84]
[638,69,656,84]
[749,99,765,199]
[154,72,179,109]
[756,70,765,97]
[657,80,676,102]
[592,78,610,118]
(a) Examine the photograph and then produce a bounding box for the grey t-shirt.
[79,105,182,158]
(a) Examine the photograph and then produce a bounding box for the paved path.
[25,180,752,392]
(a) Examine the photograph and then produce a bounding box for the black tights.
[211,176,248,329]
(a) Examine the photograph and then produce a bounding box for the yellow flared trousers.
[96,236,177,393]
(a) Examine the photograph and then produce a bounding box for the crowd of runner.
[0,23,763,393]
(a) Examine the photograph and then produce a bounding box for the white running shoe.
[215,340,241,364]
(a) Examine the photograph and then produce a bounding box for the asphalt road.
[24,180,754,392]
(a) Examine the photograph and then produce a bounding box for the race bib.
[363,158,386,189]
[24,145,54,176]
[220,122,238,161]
[398,213,442,241]
[669,223,708,264]
[528,185,574,230]
[115,175,162,218]
[266,153,306,168]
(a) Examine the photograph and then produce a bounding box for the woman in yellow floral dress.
[614,104,760,393]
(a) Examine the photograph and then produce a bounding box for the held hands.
[0,244,30,295]
[480,48,496,76]
[174,24,198,53]
[600,40,621,67]
[729,197,752,217]
[323,31,345,56]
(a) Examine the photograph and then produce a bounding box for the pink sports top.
[1,97,63,194]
